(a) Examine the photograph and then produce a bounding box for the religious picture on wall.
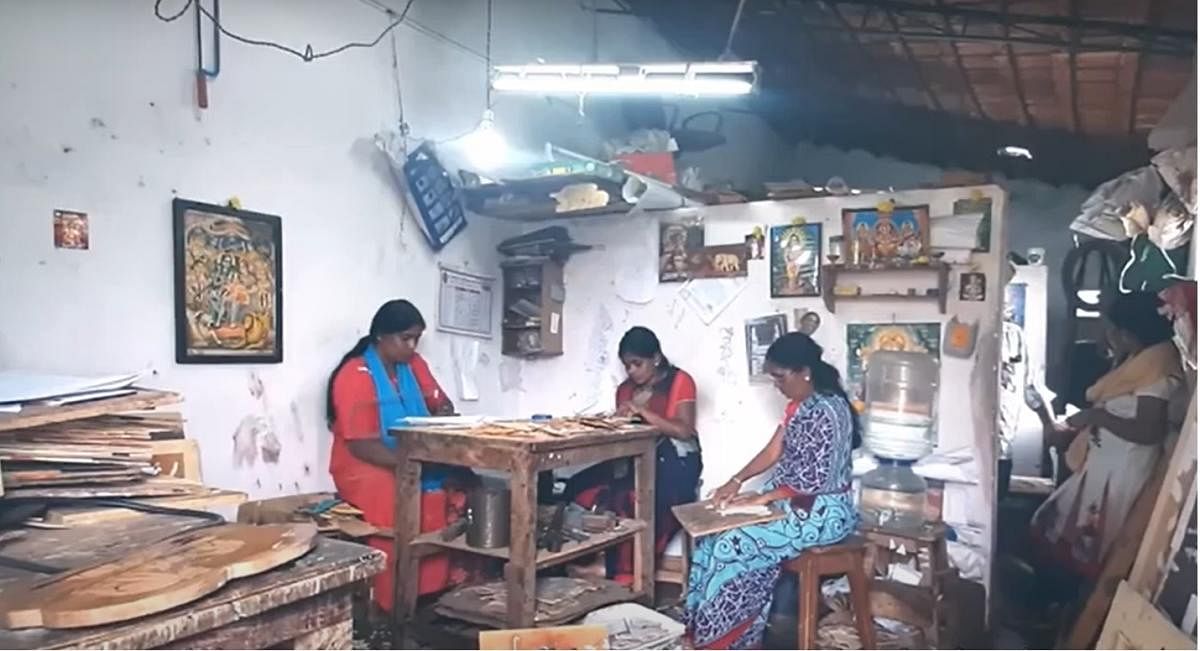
[173,198,283,364]
[659,220,705,282]
[745,314,788,380]
[794,309,822,335]
[53,209,89,250]
[959,272,986,302]
[1005,282,1027,328]
[769,224,821,297]
[845,322,941,411]
[694,244,748,279]
[744,226,765,260]
[842,204,930,265]
[954,195,992,252]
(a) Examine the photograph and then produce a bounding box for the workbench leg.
[292,617,353,650]
[392,450,422,641]
[633,444,656,604]
[506,452,538,627]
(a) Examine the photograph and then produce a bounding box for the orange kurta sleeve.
[665,370,697,419]
[332,359,380,441]
[409,353,449,413]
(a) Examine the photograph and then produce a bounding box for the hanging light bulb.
[463,109,508,171]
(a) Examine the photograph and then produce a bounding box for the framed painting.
[769,224,821,297]
[844,322,941,410]
[842,205,930,265]
[694,244,748,279]
[659,220,705,282]
[745,314,788,380]
[173,199,283,364]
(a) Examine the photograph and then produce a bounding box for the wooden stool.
[783,535,875,650]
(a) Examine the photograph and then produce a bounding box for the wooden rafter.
[1066,0,1082,132]
[936,0,986,118]
[1000,0,1035,126]
[1126,0,1165,134]
[820,3,902,103]
[882,7,943,110]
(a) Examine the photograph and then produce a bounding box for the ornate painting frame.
[172,199,283,364]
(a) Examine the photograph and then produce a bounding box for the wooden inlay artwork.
[0,523,317,629]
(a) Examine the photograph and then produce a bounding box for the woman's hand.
[616,402,644,418]
[708,479,742,509]
[1044,419,1079,448]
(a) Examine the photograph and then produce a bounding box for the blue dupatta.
[363,345,446,490]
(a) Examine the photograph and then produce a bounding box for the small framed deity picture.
[769,224,821,297]
[659,220,705,282]
[959,272,986,302]
[841,204,930,265]
[53,209,89,250]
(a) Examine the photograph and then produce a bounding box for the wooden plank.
[506,451,538,627]
[2,477,212,500]
[290,617,353,650]
[479,625,608,650]
[392,447,423,640]
[43,488,247,526]
[0,532,384,650]
[411,518,646,568]
[0,390,182,433]
[1129,396,1198,597]
[0,523,317,629]
[634,444,655,600]
[148,438,202,482]
[672,500,785,538]
[1097,580,1195,650]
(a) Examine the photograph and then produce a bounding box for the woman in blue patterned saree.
[686,332,860,649]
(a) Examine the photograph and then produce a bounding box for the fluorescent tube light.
[491,61,758,97]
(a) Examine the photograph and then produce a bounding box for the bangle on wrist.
[730,476,743,486]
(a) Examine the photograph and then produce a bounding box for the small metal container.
[466,484,510,548]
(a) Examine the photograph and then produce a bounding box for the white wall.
[791,142,1090,394]
[0,0,790,498]
[512,187,1008,579]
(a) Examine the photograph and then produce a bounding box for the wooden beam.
[937,0,986,118]
[822,3,903,102]
[1127,0,1164,134]
[1066,0,1082,132]
[1052,53,1078,132]
[882,7,944,110]
[1000,0,1034,126]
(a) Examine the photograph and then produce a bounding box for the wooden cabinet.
[501,258,564,358]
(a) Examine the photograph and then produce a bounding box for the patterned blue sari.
[685,392,858,649]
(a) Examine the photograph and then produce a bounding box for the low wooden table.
[392,423,660,637]
[0,514,385,649]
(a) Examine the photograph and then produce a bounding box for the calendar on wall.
[437,266,494,339]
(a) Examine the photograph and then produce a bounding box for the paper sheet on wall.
[498,359,524,393]
[679,278,747,325]
[578,304,615,413]
[437,266,494,338]
[615,233,658,305]
[451,338,481,401]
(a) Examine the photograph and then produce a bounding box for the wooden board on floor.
[479,625,608,650]
[1097,580,1195,650]
[672,499,784,538]
[0,522,317,629]
[2,477,214,500]
[42,487,248,526]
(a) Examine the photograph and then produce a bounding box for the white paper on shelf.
[912,447,980,484]
[0,370,143,404]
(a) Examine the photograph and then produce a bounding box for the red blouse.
[615,369,697,421]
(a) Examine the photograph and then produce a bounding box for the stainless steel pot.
[466,484,510,548]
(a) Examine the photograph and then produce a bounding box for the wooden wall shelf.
[820,263,950,314]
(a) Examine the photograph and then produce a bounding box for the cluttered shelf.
[412,517,646,569]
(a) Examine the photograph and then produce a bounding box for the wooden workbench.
[0,514,385,649]
[391,423,660,637]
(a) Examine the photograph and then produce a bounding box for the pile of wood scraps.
[237,492,384,539]
[436,577,634,629]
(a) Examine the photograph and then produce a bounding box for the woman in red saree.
[565,326,703,584]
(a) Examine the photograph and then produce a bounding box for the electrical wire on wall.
[154,0,408,62]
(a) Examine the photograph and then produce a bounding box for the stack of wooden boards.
[0,390,242,518]
[0,412,193,490]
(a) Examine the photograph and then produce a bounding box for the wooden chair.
[782,535,876,650]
